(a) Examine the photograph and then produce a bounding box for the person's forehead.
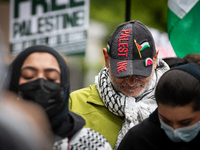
[21,52,60,70]
[158,103,196,120]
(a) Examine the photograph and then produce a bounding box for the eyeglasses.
[118,75,146,80]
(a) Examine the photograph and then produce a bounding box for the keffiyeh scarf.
[96,58,169,149]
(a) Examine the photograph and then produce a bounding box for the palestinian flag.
[168,0,200,57]
[136,41,150,52]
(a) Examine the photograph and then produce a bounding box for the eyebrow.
[21,66,36,72]
[159,113,170,121]
[159,113,193,123]
[21,66,61,75]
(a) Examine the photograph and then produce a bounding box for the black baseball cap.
[107,20,156,78]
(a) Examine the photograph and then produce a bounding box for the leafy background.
[90,0,168,33]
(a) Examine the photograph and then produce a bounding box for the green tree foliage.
[90,0,168,35]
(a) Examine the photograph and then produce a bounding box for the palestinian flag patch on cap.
[145,57,153,66]
[137,41,150,52]
[107,44,110,52]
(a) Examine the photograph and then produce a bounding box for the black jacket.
[117,108,200,150]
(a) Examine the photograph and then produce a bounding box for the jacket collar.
[149,108,160,123]
[86,85,105,106]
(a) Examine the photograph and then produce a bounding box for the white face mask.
[160,119,200,142]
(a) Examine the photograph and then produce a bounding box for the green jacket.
[69,85,123,149]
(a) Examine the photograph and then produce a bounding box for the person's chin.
[122,88,139,97]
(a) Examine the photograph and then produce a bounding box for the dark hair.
[183,53,200,66]
[155,70,200,111]
[162,57,187,68]
[163,53,200,68]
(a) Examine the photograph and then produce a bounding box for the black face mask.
[18,78,65,119]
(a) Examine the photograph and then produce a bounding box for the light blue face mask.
[160,119,200,142]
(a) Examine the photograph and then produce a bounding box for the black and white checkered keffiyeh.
[95,58,169,149]
[54,128,112,150]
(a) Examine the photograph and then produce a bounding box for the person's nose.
[172,123,181,130]
[37,72,46,80]
[125,76,137,86]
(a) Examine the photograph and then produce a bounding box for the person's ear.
[103,48,110,68]
[153,50,159,69]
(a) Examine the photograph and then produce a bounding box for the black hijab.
[8,45,85,139]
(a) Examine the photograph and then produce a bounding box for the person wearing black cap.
[69,20,169,149]
[118,63,200,150]
[8,45,112,150]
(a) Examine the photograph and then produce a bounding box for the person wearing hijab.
[8,45,112,150]
[0,34,52,150]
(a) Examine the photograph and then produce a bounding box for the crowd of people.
[1,20,200,150]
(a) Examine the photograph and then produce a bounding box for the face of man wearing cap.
[104,48,158,97]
